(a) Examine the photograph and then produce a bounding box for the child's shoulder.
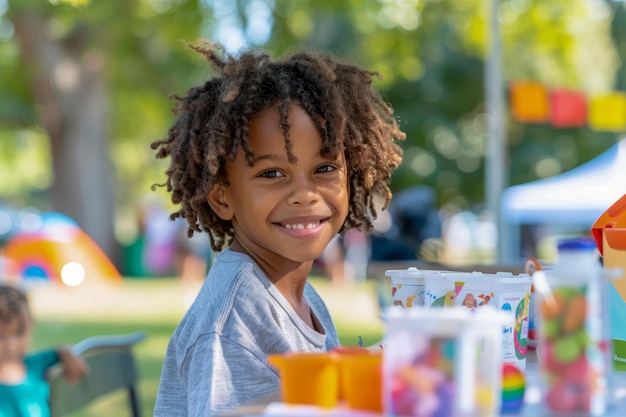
[203,249,269,293]
[175,250,274,338]
[210,249,260,278]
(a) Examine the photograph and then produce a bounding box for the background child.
[152,40,405,416]
[0,284,89,417]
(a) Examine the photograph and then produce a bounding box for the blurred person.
[317,234,347,284]
[370,185,442,261]
[142,201,179,276]
[174,219,214,284]
[151,40,405,416]
[0,284,88,417]
[318,229,370,285]
[343,229,370,282]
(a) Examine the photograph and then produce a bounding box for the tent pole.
[485,0,509,263]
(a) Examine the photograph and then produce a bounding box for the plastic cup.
[339,351,383,412]
[331,346,370,401]
[267,352,339,408]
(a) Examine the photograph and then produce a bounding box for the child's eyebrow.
[250,151,325,165]
[250,154,289,165]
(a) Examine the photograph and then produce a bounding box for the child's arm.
[57,346,89,384]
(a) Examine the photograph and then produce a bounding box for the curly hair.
[151,40,405,252]
[0,284,29,325]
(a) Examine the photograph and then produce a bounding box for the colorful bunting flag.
[509,81,550,123]
[550,89,587,128]
[588,93,626,132]
[508,81,626,132]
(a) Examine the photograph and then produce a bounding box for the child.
[152,40,405,416]
[0,284,89,417]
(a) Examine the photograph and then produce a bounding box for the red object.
[591,194,626,255]
[550,90,587,128]
[562,356,590,384]
[540,340,564,372]
[546,382,587,413]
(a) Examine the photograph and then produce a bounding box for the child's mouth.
[281,221,321,230]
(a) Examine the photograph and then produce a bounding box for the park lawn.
[29,277,384,417]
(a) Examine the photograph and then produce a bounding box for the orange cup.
[338,351,383,412]
[267,352,340,408]
[331,346,371,400]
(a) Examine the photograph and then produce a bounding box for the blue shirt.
[0,350,59,417]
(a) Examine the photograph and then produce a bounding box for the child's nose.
[287,175,319,206]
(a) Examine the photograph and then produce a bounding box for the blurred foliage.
[0,0,625,226]
[262,0,624,214]
[0,128,50,206]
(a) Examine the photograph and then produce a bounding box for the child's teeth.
[285,223,318,229]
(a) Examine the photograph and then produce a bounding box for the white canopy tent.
[500,139,626,262]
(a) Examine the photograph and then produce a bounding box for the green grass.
[30,277,383,417]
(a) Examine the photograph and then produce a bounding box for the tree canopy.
[1,0,624,262]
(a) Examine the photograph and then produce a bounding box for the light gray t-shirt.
[154,248,340,416]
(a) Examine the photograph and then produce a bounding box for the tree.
[1,0,623,268]
[11,6,117,261]
[3,0,204,264]
[265,0,622,210]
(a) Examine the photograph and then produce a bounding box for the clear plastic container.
[382,306,511,417]
[535,237,612,416]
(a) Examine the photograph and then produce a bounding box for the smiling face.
[208,102,349,272]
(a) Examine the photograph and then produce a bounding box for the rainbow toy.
[1,212,121,286]
[501,363,525,414]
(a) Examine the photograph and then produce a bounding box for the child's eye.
[259,169,284,178]
[316,164,336,174]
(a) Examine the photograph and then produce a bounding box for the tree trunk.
[12,12,120,267]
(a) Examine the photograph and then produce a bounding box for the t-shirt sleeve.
[25,349,60,376]
[184,333,279,416]
[154,337,188,417]
[156,332,280,417]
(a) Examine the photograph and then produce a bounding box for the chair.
[47,331,146,417]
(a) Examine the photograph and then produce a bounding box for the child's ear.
[207,184,234,221]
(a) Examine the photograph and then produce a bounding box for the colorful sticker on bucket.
[429,289,457,307]
[457,286,529,367]
[514,292,530,360]
[425,278,467,307]
[391,283,424,307]
[388,268,430,308]
[501,292,530,368]
[458,290,494,310]
[424,273,532,369]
